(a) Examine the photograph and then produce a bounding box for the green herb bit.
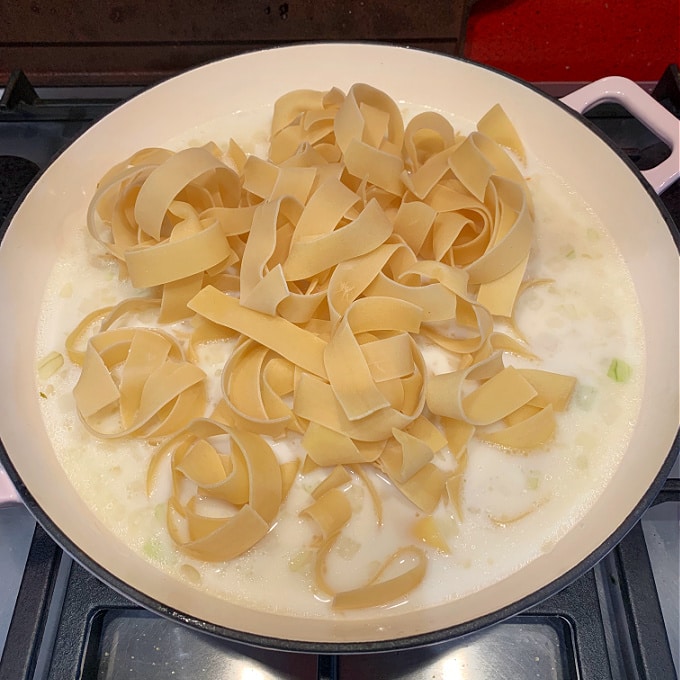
[607,358,632,383]
[560,243,576,259]
[143,536,163,561]
[153,503,166,523]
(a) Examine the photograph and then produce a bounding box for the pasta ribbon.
[301,488,352,540]
[330,545,427,610]
[302,422,384,466]
[73,328,206,439]
[188,286,328,379]
[294,334,426,443]
[134,147,237,240]
[311,466,352,499]
[163,421,283,561]
[219,340,301,438]
[380,428,434,484]
[283,198,392,281]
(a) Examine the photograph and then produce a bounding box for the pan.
[0,43,678,651]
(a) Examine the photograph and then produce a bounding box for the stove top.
[0,66,678,680]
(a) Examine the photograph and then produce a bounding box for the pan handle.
[560,76,680,195]
[0,465,20,508]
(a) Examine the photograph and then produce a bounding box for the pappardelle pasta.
[59,84,581,610]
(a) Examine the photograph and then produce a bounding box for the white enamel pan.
[0,43,678,651]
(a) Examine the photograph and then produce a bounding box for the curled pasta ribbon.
[477,367,576,449]
[73,328,206,439]
[376,432,447,514]
[283,197,393,283]
[65,297,165,366]
[219,339,302,438]
[313,533,428,610]
[65,305,116,366]
[311,466,352,499]
[403,111,458,171]
[399,136,533,319]
[427,353,576,450]
[332,546,427,610]
[301,488,353,542]
[333,84,406,197]
[87,145,241,318]
[269,87,345,164]
[324,320,415,422]
[478,103,526,164]
[300,473,427,609]
[301,423,385,467]
[442,417,474,521]
[238,196,302,316]
[158,420,284,561]
[237,186,396,324]
[380,428,435,484]
[294,333,426,443]
[188,286,328,379]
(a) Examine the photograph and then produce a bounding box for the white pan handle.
[561,76,680,195]
[0,465,20,508]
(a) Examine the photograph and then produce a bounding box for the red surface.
[464,0,680,83]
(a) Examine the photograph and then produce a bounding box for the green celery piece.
[607,358,632,383]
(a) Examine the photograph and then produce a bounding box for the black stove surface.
[0,67,678,680]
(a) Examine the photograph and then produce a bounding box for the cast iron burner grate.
[1,487,675,679]
[0,67,678,680]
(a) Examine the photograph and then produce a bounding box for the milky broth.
[35,104,644,618]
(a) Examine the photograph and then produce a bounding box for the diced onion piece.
[37,351,64,380]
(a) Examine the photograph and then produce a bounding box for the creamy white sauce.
[35,103,644,618]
